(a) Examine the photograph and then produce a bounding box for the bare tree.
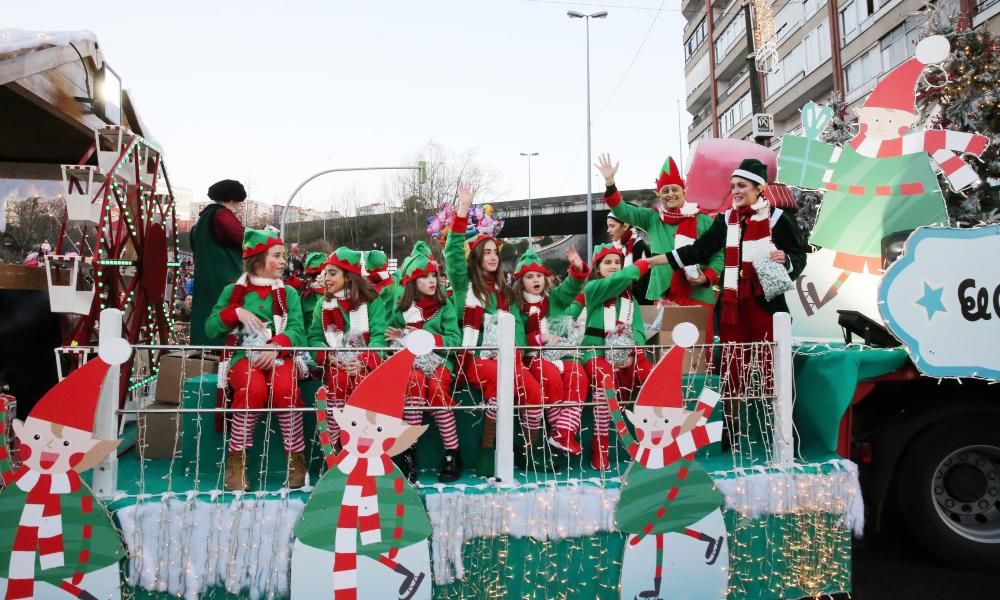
[1,197,64,262]
[383,141,503,213]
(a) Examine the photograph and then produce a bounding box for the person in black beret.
[190,179,248,346]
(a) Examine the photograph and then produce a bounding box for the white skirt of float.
[291,539,432,599]
[783,248,883,340]
[0,564,120,599]
[619,508,729,600]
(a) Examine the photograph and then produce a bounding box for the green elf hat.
[400,253,439,285]
[410,240,434,259]
[303,252,327,275]
[325,246,363,275]
[513,249,551,279]
[465,233,502,258]
[732,158,768,186]
[655,155,685,191]
[242,228,284,258]
[365,249,388,272]
[591,242,624,266]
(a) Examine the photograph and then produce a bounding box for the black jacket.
[665,208,807,315]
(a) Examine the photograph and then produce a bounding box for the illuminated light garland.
[751,0,779,73]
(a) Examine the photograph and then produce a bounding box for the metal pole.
[676,98,685,169]
[585,17,594,262]
[390,208,394,260]
[527,155,533,242]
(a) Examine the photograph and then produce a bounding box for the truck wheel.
[897,419,1000,570]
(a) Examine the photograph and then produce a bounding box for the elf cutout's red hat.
[346,330,436,420]
[29,358,110,432]
[634,323,699,409]
[862,35,950,114]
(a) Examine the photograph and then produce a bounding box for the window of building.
[840,0,882,44]
[686,53,710,97]
[845,45,880,95]
[803,0,828,20]
[774,2,803,42]
[721,92,752,136]
[880,18,920,71]
[714,16,746,64]
[685,17,708,61]
[803,18,831,70]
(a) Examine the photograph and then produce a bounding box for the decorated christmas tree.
[918,7,1000,224]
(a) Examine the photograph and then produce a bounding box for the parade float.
[2,27,997,600]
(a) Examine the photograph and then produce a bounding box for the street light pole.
[520,151,538,244]
[568,10,608,262]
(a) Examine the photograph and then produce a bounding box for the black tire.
[896,418,1000,571]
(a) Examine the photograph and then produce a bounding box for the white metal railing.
[93,312,796,498]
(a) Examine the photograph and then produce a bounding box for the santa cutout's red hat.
[346,330,436,420]
[863,36,950,114]
[29,358,110,432]
[634,323,699,409]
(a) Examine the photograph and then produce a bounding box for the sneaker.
[438,449,463,483]
[548,427,582,456]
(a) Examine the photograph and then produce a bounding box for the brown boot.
[224,451,250,491]
[286,452,307,489]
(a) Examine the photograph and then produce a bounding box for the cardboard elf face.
[12,417,118,475]
[330,405,427,459]
[624,405,693,450]
[855,106,918,141]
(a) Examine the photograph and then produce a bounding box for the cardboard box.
[135,401,180,459]
[658,305,712,373]
[639,305,661,343]
[155,351,218,404]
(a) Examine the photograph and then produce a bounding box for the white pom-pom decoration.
[97,308,132,365]
[915,35,950,65]
[671,322,699,349]
[404,329,436,356]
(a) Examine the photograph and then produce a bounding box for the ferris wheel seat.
[61,164,102,223]
[96,126,129,176]
[138,144,160,187]
[43,255,96,315]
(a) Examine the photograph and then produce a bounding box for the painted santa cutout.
[292,330,435,600]
[0,356,127,599]
[778,35,989,326]
[610,323,728,600]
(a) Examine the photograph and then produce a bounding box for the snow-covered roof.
[0,29,97,60]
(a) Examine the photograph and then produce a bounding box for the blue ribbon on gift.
[801,101,833,141]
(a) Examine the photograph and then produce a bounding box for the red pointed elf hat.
[863,35,950,114]
[29,358,111,432]
[634,323,699,409]
[346,330,436,420]
[655,156,685,191]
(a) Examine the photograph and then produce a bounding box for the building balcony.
[681,0,705,20]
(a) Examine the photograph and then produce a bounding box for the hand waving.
[456,182,475,217]
[594,153,619,186]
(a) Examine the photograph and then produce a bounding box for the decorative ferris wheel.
[44,125,181,399]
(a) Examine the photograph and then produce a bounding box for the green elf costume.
[510,250,591,456]
[604,157,723,305]
[777,35,989,313]
[581,244,655,469]
[606,324,725,599]
[387,249,464,482]
[295,335,434,600]
[307,247,388,447]
[205,228,307,492]
[0,358,125,599]
[300,252,328,333]
[364,249,398,311]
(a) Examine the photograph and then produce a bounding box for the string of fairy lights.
[95,339,860,598]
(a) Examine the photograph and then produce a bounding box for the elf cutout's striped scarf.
[462,275,509,349]
[218,274,289,389]
[849,129,989,191]
[5,467,96,600]
[721,201,781,327]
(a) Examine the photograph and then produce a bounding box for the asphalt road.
[851,518,1000,599]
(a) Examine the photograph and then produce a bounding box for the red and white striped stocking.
[277,412,305,453]
[229,411,260,452]
[432,409,460,450]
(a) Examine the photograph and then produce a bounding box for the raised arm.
[443,183,475,308]
[665,214,727,273]
[583,255,667,306]
[595,153,658,231]
[549,246,589,312]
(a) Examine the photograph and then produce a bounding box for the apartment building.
[682,0,1000,147]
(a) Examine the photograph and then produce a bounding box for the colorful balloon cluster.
[426,202,504,245]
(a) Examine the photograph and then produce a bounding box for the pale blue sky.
[8,0,691,213]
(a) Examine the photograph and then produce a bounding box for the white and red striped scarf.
[612,229,638,268]
[218,274,289,389]
[660,202,702,299]
[849,129,989,191]
[462,276,508,349]
[330,451,396,598]
[322,291,370,348]
[6,467,87,599]
[403,296,442,328]
[522,293,549,347]
[635,389,722,468]
[604,291,634,335]
[721,201,777,327]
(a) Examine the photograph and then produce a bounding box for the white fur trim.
[404,329,436,356]
[732,169,766,185]
[680,201,700,216]
[671,322,699,348]
[916,35,949,64]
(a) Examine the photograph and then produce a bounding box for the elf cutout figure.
[611,323,728,600]
[292,331,435,600]
[0,355,127,599]
[778,35,989,315]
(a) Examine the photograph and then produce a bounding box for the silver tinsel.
[333,331,367,365]
[391,336,444,376]
[542,315,584,362]
[479,313,501,359]
[605,323,634,368]
[752,256,794,301]
[242,327,284,366]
